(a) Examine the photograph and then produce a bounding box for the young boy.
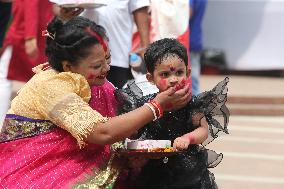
[116,38,229,189]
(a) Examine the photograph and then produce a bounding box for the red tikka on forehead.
[167,65,176,72]
[85,27,107,52]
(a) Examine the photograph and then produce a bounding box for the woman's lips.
[97,74,106,79]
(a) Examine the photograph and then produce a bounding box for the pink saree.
[0,81,120,189]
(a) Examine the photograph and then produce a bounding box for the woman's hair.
[45,16,108,72]
[144,38,188,73]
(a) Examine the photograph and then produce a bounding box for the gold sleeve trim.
[49,93,108,148]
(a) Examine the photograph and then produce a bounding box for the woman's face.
[68,44,111,86]
[147,55,190,92]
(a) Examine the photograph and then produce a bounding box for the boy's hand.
[173,136,190,150]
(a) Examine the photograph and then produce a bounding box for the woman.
[0,16,190,188]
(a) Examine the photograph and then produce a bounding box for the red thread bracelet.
[149,100,164,118]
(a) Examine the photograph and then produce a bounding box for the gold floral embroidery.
[6,65,107,147]
[73,155,120,189]
[0,117,55,142]
[50,93,108,148]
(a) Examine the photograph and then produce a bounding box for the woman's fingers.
[170,85,191,110]
[174,84,190,97]
[175,92,191,109]
[154,84,191,111]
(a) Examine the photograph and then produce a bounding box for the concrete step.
[200,75,284,116]
[227,96,284,116]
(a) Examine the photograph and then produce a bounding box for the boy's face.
[147,55,190,92]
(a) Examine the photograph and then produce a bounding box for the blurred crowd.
[0,0,207,125]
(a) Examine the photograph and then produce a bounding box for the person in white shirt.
[81,0,150,88]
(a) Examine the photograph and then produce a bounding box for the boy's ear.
[62,60,72,72]
[146,72,155,84]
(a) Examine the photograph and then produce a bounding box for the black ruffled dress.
[115,77,230,189]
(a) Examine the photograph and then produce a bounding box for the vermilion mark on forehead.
[167,65,176,72]
[85,27,107,52]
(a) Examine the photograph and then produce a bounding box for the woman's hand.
[154,84,191,111]
[25,38,38,59]
[173,136,190,150]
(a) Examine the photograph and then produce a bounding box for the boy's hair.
[45,16,108,72]
[144,38,188,73]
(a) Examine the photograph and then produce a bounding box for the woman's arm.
[87,104,154,144]
[87,85,191,145]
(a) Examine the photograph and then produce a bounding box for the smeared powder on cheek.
[87,74,96,80]
[158,79,167,90]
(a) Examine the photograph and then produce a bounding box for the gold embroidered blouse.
[8,64,107,147]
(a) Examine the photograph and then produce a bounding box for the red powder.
[87,74,96,80]
[159,79,167,90]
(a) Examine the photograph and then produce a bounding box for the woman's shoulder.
[29,64,91,100]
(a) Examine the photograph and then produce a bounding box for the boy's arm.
[183,117,209,144]
[173,118,208,150]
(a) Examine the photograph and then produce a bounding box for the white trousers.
[0,46,12,127]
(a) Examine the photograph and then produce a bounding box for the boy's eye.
[160,72,169,78]
[176,70,184,76]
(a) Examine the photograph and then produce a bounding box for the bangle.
[188,133,196,144]
[144,103,157,121]
[149,100,164,118]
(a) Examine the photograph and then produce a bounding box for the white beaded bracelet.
[144,103,158,121]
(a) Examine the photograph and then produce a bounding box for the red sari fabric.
[0,128,111,189]
[3,0,53,82]
[0,81,121,188]
[89,80,117,117]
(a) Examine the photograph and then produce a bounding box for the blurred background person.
[81,0,151,89]
[0,0,12,54]
[189,0,208,96]
[131,0,190,94]
[0,0,54,126]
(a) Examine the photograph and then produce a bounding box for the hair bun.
[47,17,64,35]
